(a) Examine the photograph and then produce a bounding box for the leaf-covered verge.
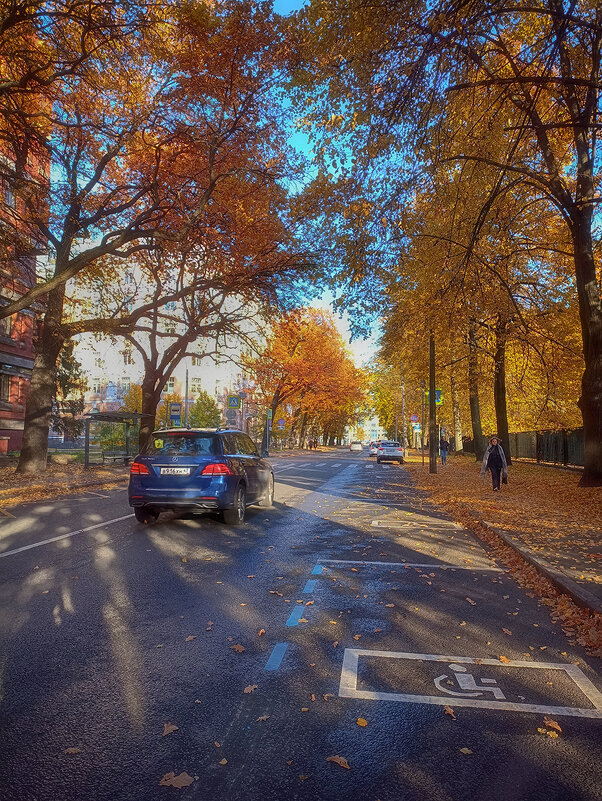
[0,464,127,510]
[404,455,602,657]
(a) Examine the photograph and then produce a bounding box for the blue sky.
[274,0,307,15]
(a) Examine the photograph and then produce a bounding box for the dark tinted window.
[150,433,219,456]
[221,433,238,454]
[236,434,257,456]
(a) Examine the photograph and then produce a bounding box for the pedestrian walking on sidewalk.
[439,435,450,465]
[480,436,508,491]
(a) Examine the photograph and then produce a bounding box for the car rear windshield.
[381,442,400,447]
[150,433,219,457]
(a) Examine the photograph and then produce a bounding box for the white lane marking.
[0,507,16,518]
[318,559,503,572]
[338,649,602,718]
[366,465,375,469]
[265,642,289,671]
[0,514,135,559]
[371,519,462,530]
[332,463,343,467]
[273,464,298,473]
[314,462,327,467]
[84,491,110,498]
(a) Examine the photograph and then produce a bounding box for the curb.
[478,517,602,617]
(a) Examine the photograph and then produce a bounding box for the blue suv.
[128,428,274,526]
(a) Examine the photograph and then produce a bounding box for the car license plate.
[160,467,190,476]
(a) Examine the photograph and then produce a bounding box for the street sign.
[227,395,241,409]
[267,409,273,419]
[277,418,285,425]
[410,414,419,423]
[426,390,444,405]
[225,409,238,420]
[413,424,421,431]
[169,402,181,426]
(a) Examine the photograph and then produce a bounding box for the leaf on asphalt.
[502,628,513,636]
[162,723,179,736]
[329,620,338,624]
[332,640,338,647]
[240,603,247,607]
[244,685,258,694]
[356,718,368,727]
[459,621,467,627]
[466,598,476,605]
[459,748,473,755]
[305,600,314,606]
[214,741,220,747]
[181,557,187,563]
[63,747,82,754]
[158,772,194,788]
[230,644,245,653]
[323,694,334,701]
[256,715,270,722]
[499,655,511,663]
[311,694,316,702]
[269,590,283,597]
[543,716,562,733]
[258,629,265,637]
[350,567,359,572]
[247,575,255,578]
[373,628,382,633]
[537,728,559,738]
[473,658,483,665]
[444,706,456,720]
[299,775,309,781]
[353,634,361,640]
[185,635,197,642]
[326,755,350,770]
[301,707,309,712]
[219,758,228,765]
[385,603,395,608]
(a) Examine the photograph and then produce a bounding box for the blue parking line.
[303,579,317,594]
[285,606,306,627]
[311,564,324,575]
[264,642,289,671]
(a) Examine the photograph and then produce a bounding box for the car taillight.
[130,461,150,475]
[201,463,234,476]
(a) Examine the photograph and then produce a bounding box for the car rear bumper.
[128,485,236,511]
[378,455,405,462]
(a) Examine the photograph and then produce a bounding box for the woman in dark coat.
[480,436,508,491]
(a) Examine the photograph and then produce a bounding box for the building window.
[91,378,101,394]
[120,377,131,395]
[0,314,11,338]
[191,355,203,366]
[124,270,134,285]
[165,301,177,312]
[94,357,104,369]
[123,350,134,365]
[164,377,175,393]
[191,377,203,395]
[2,181,15,209]
[0,374,10,401]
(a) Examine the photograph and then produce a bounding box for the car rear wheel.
[134,507,159,524]
[223,484,246,526]
[376,458,381,464]
[259,473,274,508]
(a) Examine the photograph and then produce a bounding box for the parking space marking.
[371,519,462,530]
[0,514,135,559]
[365,465,375,469]
[265,642,289,671]
[84,491,110,498]
[332,463,343,467]
[285,606,307,627]
[303,579,317,593]
[318,559,503,572]
[311,564,325,575]
[338,649,602,718]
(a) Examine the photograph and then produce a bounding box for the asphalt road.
[0,450,601,801]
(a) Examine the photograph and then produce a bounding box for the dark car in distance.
[128,428,274,526]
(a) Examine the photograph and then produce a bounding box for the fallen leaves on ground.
[63,747,81,754]
[405,458,602,656]
[543,716,562,733]
[499,655,511,663]
[158,772,194,788]
[537,728,559,739]
[258,629,265,637]
[502,628,513,636]
[184,635,196,642]
[444,706,456,720]
[162,723,179,736]
[256,715,270,722]
[244,685,258,694]
[356,718,368,727]
[459,748,473,755]
[230,644,245,653]
[219,758,228,765]
[326,756,350,769]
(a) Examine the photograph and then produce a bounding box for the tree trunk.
[468,320,486,460]
[450,360,463,452]
[493,314,512,465]
[138,374,162,453]
[17,284,66,473]
[573,212,602,486]
[298,411,308,448]
[261,391,280,456]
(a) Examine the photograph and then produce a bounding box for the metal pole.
[84,418,90,469]
[401,371,407,454]
[429,332,437,474]
[184,367,189,427]
[395,402,398,442]
[420,380,425,467]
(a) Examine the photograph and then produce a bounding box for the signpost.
[227,395,241,409]
[426,389,444,405]
[410,414,419,423]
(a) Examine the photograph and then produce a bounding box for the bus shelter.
[83,410,142,468]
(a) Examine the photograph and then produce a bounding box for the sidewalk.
[0,463,129,513]
[404,452,602,657]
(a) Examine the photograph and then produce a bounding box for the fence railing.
[462,428,584,467]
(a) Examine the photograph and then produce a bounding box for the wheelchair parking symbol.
[434,663,505,700]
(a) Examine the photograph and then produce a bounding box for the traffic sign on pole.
[227,395,241,409]
[410,414,419,423]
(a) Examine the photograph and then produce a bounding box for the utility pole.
[429,332,437,474]
[184,367,189,427]
[401,371,407,455]
[395,401,398,442]
[420,379,425,467]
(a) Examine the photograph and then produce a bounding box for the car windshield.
[149,433,219,457]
